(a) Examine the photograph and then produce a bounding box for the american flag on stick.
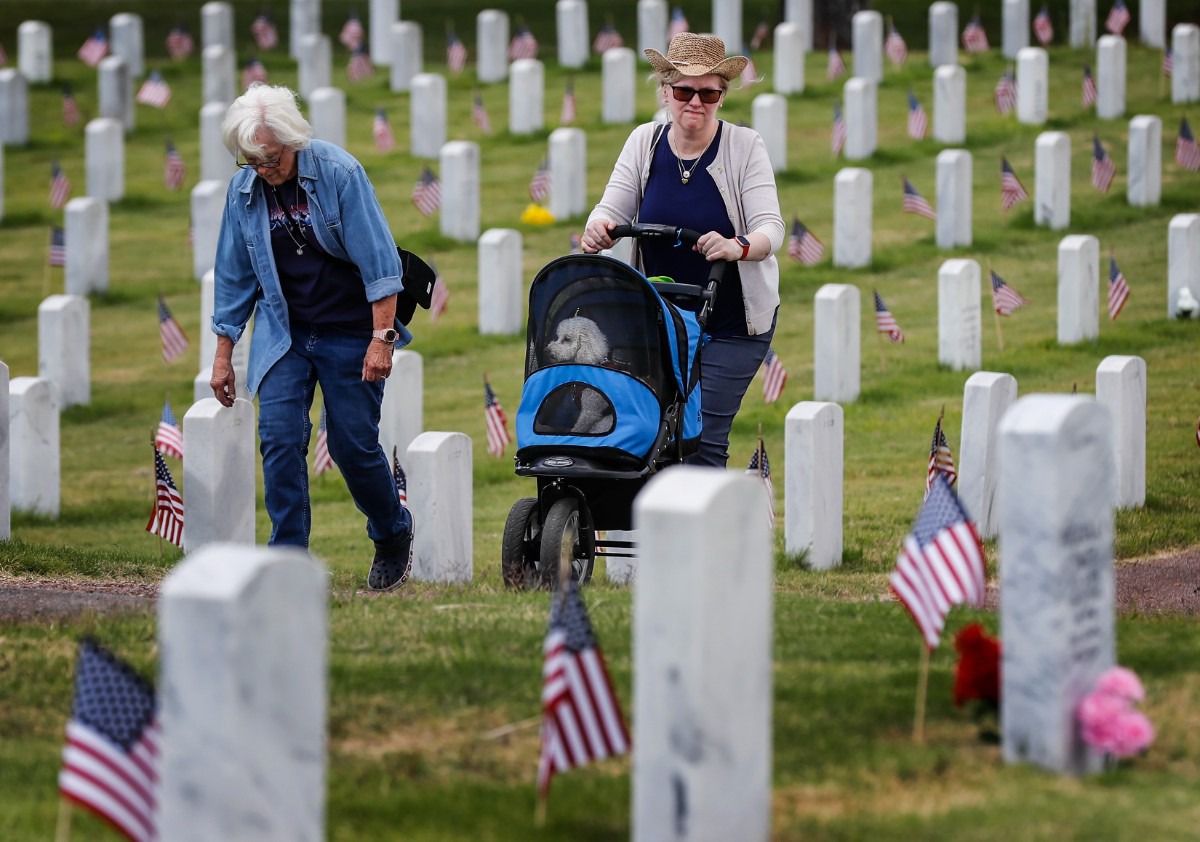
[509,24,539,60]
[827,43,846,81]
[889,475,986,650]
[58,639,161,842]
[926,410,958,494]
[907,91,928,140]
[874,290,904,343]
[831,102,846,156]
[990,270,1029,316]
[472,91,493,134]
[429,260,449,323]
[994,68,1017,115]
[78,28,109,67]
[787,218,824,265]
[314,406,335,474]
[339,14,365,50]
[760,346,787,404]
[412,167,442,216]
[536,575,630,803]
[158,296,189,363]
[145,448,185,547]
[1105,0,1131,35]
[1033,5,1054,45]
[346,46,374,82]
[165,26,194,61]
[49,226,66,267]
[560,79,577,125]
[242,56,268,89]
[750,20,770,51]
[1163,48,1173,78]
[50,162,71,209]
[1176,118,1200,171]
[1091,135,1116,193]
[155,400,184,459]
[885,23,908,66]
[373,108,395,153]
[136,70,172,108]
[592,23,624,54]
[1000,157,1028,210]
[484,376,511,458]
[164,140,185,190]
[1108,256,1131,321]
[1082,64,1098,108]
[902,177,936,221]
[251,13,279,51]
[746,436,776,528]
[529,158,551,202]
[961,16,989,53]
[668,7,690,39]
[392,447,408,507]
[741,49,759,86]
[62,84,81,126]
[447,31,468,73]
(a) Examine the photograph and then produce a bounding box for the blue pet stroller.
[501,224,725,588]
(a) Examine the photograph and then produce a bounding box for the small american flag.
[373,108,395,152]
[164,140,185,190]
[1033,5,1054,45]
[990,269,1029,315]
[994,68,1017,114]
[78,28,109,67]
[165,26,194,61]
[1082,64,1098,108]
[62,84,81,126]
[962,16,989,53]
[1108,256,1130,321]
[746,438,776,527]
[242,57,268,90]
[429,260,450,323]
[926,412,958,494]
[831,102,846,156]
[907,91,927,140]
[346,46,374,82]
[560,79,577,125]
[145,448,185,547]
[484,377,511,458]
[447,32,468,74]
[1163,48,1173,77]
[1176,118,1200,171]
[885,25,908,66]
[827,44,846,81]
[412,166,442,216]
[1091,135,1116,193]
[158,296,189,363]
[537,576,630,800]
[760,346,787,404]
[902,177,936,221]
[874,290,904,343]
[1000,157,1028,210]
[156,400,184,459]
[339,14,365,51]
[889,475,986,650]
[50,162,71,209]
[1105,0,1131,35]
[58,639,161,842]
[49,226,66,267]
[136,70,172,108]
[592,23,624,54]
[251,13,279,51]
[392,448,408,507]
[508,25,539,60]
[314,406,335,474]
[787,218,824,265]
[472,91,493,134]
[529,158,551,202]
[668,7,691,40]
[750,20,770,51]
[741,50,759,86]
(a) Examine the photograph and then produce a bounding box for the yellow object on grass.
[520,204,556,224]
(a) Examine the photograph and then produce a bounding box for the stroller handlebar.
[604,224,725,331]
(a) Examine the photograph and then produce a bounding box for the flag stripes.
[1108,257,1130,321]
[874,290,904,343]
[760,347,787,404]
[146,449,184,547]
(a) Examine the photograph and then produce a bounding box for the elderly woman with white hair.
[582,33,785,469]
[209,83,415,592]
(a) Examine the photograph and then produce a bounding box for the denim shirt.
[212,139,412,395]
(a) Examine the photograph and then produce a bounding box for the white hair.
[221,83,314,158]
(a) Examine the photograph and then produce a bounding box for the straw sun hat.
[644,32,748,81]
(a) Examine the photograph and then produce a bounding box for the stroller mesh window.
[533,383,616,436]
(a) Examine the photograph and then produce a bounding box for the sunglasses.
[669,85,723,105]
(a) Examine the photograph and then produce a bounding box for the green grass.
[3,0,1200,838]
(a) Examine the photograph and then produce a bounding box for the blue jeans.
[257,324,411,547]
[686,316,776,469]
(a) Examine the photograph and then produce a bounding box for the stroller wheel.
[502,498,542,590]
[540,498,595,588]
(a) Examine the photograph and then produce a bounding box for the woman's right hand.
[581,219,616,253]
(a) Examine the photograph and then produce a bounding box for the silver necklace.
[271,182,307,255]
[671,127,717,185]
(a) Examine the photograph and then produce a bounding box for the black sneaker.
[368,514,415,592]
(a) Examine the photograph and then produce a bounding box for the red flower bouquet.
[953,623,1001,741]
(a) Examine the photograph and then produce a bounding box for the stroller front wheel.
[540,498,594,588]
[502,498,542,590]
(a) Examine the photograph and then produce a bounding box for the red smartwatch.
[736,235,751,260]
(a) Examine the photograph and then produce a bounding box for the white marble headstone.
[477,9,509,83]
[833,167,872,268]
[637,0,668,58]
[1171,24,1200,104]
[1095,355,1145,509]
[380,349,423,465]
[406,431,473,583]
[478,229,524,335]
[98,56,134,133]
[713,0,744,63]
[298,34,332,99]
[191,180,225,281]
[556,0,590,70]
[1126,115,1162,208]
[1140,0,1165,48]
[937,259,982,371]
[549,128,587,221]
[389,22,423,92]
[936,149,972,249]
[200,1,234,51]
[1017,47,1049,124]
[843,77,877,161]
[933,65,966,144]
[929,2,959,67]
[200,102,231,187]
[290,0,321,60]
[813,284,860,403]
[182,397,256,551]
[1035,131,1070,230]
[85,118,125,202]
[959,371,1018,539]
[38,295,90,408]
[370,0,398,65]
[202,45,236,106]
[0,361,8,540]
[1003,0,1029,58]
[308,87,346,149]
[17,21,53,84]
[1168,214,1200,320]
[773,23,805,94]
[633,468,772,842]
[1057,234,1100,344]
[1096,35,1126,119]
[602,48,636,124]
[752,94,787,172]
[998,394,1115,776]
[0,70,29,146]
[509,59,545,135]
[199,270,217,373]
[784,401,843,569]
[1070,0,1096,47]
[440,141,480,242]
[852,10,883,82]
[9,377,59,517]
[110,13,145,78]
[785,0,813,51]
[65,197,109,296]
[410,74,447,159]
[158,544,326,840]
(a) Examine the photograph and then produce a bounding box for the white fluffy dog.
[544,316,613,434]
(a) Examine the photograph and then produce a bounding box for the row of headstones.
[150,384,1124,838]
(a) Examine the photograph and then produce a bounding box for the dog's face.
[545,316,609,364]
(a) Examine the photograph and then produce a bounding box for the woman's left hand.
[694,232,738,262]
[362,340,394,382]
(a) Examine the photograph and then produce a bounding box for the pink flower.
[1095,666,1145,703]
[1077,666,1156,758]
[1109,710,1155,756]
[1078,691,1129,751]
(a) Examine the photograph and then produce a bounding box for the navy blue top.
[638,122,746,338]
[265,177,372,329]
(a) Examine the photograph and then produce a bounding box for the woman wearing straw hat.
[582,32,785,469]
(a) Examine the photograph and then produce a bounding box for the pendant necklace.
[671,127,717,185]
[271,182,308,255]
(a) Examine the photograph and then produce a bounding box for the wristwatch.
[736,235,751,260]
[372,328,401,343]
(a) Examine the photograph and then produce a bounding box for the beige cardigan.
[586,120,786,336]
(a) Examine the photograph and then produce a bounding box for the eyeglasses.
[235,156,283,170]
[669,85,723,104]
